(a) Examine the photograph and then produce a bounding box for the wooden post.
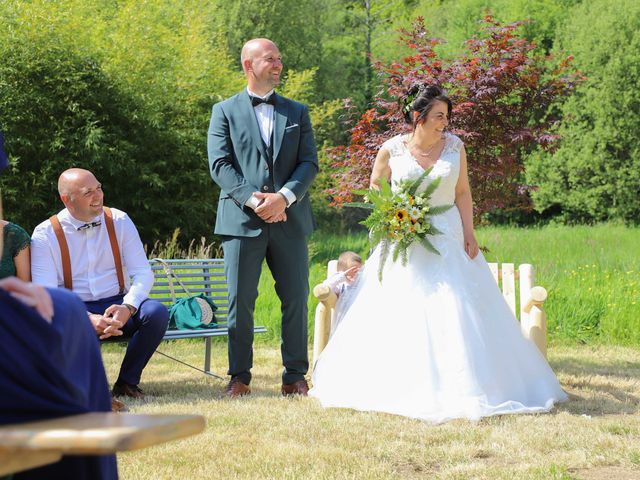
[502,263,516,316]
[519,263,534,327]
[522,286,548,358]
[312,284,337,369]
[488,263,499,286]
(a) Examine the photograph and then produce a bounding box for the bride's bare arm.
[455,146,479,259]
[369,148,391,190]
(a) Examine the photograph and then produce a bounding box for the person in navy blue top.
[0,280,118,479]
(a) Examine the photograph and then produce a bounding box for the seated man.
[0,176,117,476]
[31,168,169,400]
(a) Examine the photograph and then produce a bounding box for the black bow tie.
[250,94,276,107]
[77,221,101,231]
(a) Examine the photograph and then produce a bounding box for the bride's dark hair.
[402,84,452,128]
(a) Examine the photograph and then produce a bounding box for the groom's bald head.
[240,38,279,72]
[240,38,282,94]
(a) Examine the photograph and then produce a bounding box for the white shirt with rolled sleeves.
[31,207,153,310]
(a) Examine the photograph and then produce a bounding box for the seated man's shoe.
[112,381,145,400]
[111,397,129,413]
[281,379,309,396]
[225,377,251,398]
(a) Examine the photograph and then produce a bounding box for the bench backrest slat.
[148,259,229,313]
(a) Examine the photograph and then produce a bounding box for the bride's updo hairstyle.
[402,84,452,129]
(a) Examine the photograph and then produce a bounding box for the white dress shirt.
[245,87,296,210]
[249,87,276,147]
[31,208,154,309]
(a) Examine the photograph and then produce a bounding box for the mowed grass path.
[103,342,640,480]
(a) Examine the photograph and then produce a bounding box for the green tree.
[0,40,170,236]
[215,0,323,89]
[396,0,581,59]
[0,0,243,244]
[526,0,640,223]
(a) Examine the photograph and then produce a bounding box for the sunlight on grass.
[100,225,640,479]
[103,342,640,480]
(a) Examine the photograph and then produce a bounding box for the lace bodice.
[381,132,463,205]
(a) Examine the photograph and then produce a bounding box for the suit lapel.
[273,94,288,163]
[238,91,268,161]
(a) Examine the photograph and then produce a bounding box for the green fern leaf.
[407,167,432,197]
[428,204,454,215]
[378,240,390,282]
[420,176,441,199]
[419,237,440,255]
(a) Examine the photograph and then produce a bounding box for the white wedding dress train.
[309,133,567,423]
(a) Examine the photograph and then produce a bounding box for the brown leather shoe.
[112,382,145,400]
[225,378,251,398]
[111,397,129,413]
[281,379,309,396]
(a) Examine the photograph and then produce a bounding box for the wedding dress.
[309,133,567,423]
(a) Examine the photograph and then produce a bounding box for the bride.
[309,85,567,423]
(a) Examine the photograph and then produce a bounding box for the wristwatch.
[123,303,137,316]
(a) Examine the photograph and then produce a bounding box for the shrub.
[327,16,579,221]
[525,0,640,224]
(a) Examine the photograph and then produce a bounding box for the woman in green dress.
[0,220,30,280]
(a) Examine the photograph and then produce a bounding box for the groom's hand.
[254,192,287,223]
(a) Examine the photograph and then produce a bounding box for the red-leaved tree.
[327,16,581,218]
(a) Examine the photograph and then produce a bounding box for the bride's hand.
[463,230,479,259]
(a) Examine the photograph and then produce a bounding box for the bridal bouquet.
[348,167,453,281]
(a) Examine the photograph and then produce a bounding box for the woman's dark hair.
[402,84,452,127]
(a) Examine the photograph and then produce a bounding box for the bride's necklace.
[410,136,444,158]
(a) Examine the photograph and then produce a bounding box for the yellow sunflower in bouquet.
[347,167,454,281]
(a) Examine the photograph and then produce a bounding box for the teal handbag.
[153,258,218,330]
[168,293,218,330]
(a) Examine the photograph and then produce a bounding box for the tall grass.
[146,225,640,346]
[475,224,640,345]
[297,225,638,346]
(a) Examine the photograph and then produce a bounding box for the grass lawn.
[125,224,639,478]
[104,341,640,480]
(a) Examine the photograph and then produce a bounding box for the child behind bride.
[321,251,362,297]
[312,251,363,366]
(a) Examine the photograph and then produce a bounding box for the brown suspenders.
[103,207,125,294]
[49,206,125,294]
[49,214,73,290]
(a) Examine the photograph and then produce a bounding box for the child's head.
[337,251,362,272]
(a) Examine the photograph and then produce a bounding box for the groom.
[207,38,318,398]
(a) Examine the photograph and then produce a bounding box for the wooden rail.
[312,261,549,367]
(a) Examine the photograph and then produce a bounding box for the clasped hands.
[252,191,287,223]
[90,304,132,340]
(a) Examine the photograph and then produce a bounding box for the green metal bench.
[148,258,267,377]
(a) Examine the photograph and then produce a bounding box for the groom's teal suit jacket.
[207,90,318,237]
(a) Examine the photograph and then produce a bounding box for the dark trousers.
[85,295,169,386]
[222,225,309,385]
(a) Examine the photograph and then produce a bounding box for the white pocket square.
[284,123,299,130]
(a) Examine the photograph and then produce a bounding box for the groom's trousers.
[222,223,309,385]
